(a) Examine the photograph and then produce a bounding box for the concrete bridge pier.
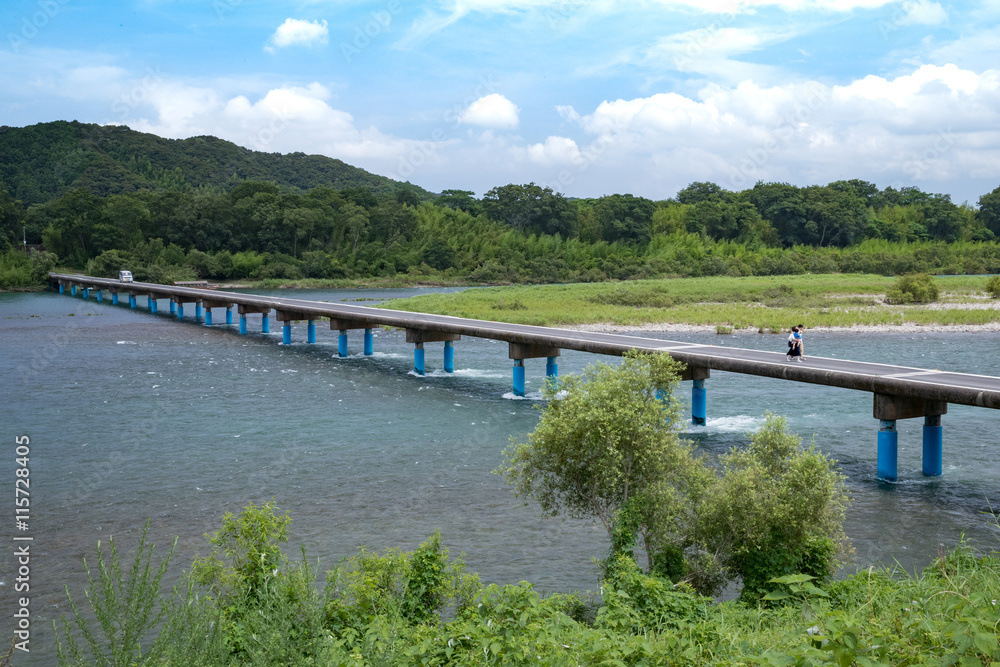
[237,305,271,335]
[195,302,202,321]
[71,285,77,296]
[111,291,118,305]
[96,290,103,302]
[148,295,157,313]
[509,343,561,397]
[329,319,375,358]
[407,330,462,376]
[226,307,233,325]
[169,300,176,315]
[874,394,947,481]
[307,320,316,344]
[682,366,710,425]
[82,287,89,299]
[58,282,64,294]
[274,311,305,345]
[364,328,373,356]
[174,297,185,319]
[129,294,137,309]
[202,300,231,327]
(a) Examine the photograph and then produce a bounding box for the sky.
[1,0,999,204]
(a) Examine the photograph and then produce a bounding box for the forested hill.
[0,120,431,205]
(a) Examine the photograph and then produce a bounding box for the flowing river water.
[2,287,1000,662]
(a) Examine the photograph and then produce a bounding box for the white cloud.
[898,0,948,25]
[457,94,520,129]
[266,18,329,53]
[526,136,582,165]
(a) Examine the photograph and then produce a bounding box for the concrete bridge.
[49,272,1000,482]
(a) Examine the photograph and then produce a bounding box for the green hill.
[0,120,431,205]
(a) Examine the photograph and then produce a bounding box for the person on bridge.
[786,326,804,361]
[796,323,806,360]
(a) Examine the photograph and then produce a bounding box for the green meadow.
[382,274,1000,330]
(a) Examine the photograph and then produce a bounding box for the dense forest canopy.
[1,121,1000,286]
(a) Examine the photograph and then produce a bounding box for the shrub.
[986,275,1000,299]
[884,272,939,304]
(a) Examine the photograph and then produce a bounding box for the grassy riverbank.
[381,273,1000,330]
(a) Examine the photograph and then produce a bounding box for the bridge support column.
[307,320,316,344]
[873,394,947,481]
[226,307,233,325]
[177,304,184,319]
[149,296,157,313]
[508,342,561,397]
[364,328,373,356]
[96,290,103,303]
[238,305,270,335]
[82,287,89,299]
[262,315,270,333]
[877,420,898,481]
[681,366,710,426]
[205,309,213,325]
[59,283,64,294]
[513,359,525,396]
[414,343,425,376]
[112,292,118,305]
[923,415,943,477]
[444,340,455,373]
[129,295,137,309]
[546,356,558,389]
[71,285,77,296]
[195,302,202,321]
[692,379,707,426]
[169,300,175,315]
[329,319,376,359]
[283,323,292,345]
[239,315,247,335]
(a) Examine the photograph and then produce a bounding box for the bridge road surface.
[48,274,1000,412]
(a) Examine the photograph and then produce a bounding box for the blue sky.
[2,0,999,204]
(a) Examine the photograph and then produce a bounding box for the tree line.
[2,175,1000,288]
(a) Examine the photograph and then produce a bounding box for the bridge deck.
[50,274,1000,411]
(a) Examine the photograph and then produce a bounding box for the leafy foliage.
[884,272,940,304]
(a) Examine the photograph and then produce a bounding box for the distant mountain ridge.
[0,120,431,206]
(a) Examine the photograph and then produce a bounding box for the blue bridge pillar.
[237,305,269,334]
[176,303,184,319]
[877,420,898,481]
[507,342,560,398]
[331,320,376,359]
[112,292,118,305]
[149,296,157,313]
[71,285,78,296]
[82,287,89,299]
[96,290,103,302]
[444,340,455,373]
[364,328,373,356]
[512,359,525,396]
[405,329,462,377]
[129,295,137,309]
[261,314,270,334]
[874,394,947,481]
[339,330,348,357]
[169,300,175,315]
[226,307,233,325]
[545,356,559,389]
[59,283,64,294]
[923,414,943,477]
[195,302,202,321]
[414,342,425,376]
[683,366,710,426]
[205,309,213,325]
[239,315,247,335]
[283,323,292,345]
[692,379,707,426]
[307,320,316,344]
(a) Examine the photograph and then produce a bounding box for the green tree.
[977,186,1000,237]
[481,183,576,237]
[0,180,24,248]
[593,193,655,244]
[497,352,710,573]
[701,413,851,601]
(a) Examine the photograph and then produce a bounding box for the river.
[2,287,999,662]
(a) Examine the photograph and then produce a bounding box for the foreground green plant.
[54,519,176,666]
